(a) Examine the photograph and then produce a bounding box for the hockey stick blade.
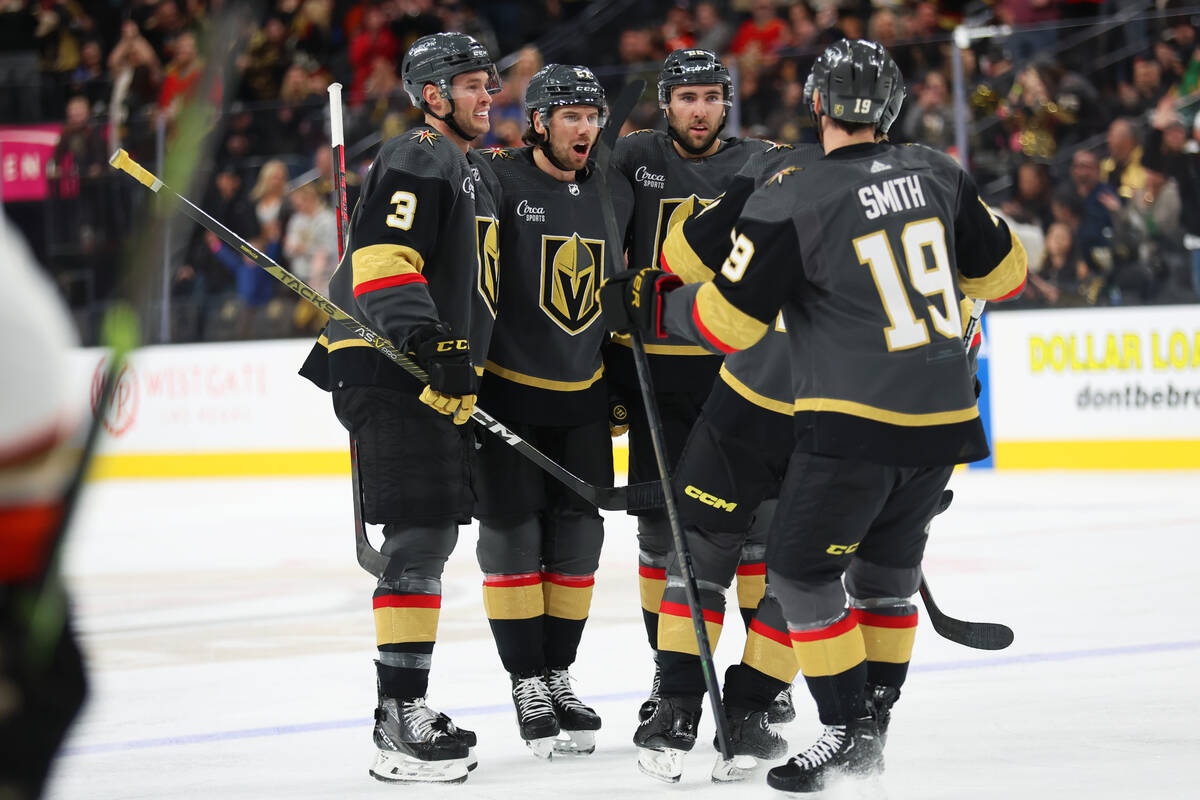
[919,577,1014,650]
[108,151,644,538]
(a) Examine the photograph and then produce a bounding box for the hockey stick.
[107,151,663,522]
[22,304,140,667]
[325,82,389,577]
[918,298,1014,651]
[592,81,736,767]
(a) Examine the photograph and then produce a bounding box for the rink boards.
[69,304,1200,478]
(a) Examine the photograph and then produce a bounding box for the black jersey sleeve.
[953,171,1028,301]
[351,162,453,350]
[660,173,756,283]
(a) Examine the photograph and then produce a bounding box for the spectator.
[348,4,397,106]
[313,145,361,217]
[902,70,955,152]
[46,94,108,257]
[1066,148,1117,275]
[1024,222,1102,306]
[284,181,337,333]
[176,163,250,341]
[141,0,192,62]
[1002,159,1055,231]
[107,18,162,158]
[1116,55,1166,118]
[693,1,733,54]
[1104,158,1185,302]
[730,0,786,56]
[660,4,695,52]
[157,30,203,119]
[68,38,109,114]
[251,158,290,239]
[782,1,819,50]
[239,16,293,102]
[1101,117,1147,200]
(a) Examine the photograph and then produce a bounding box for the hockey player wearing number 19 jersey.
[607,49,782,721]
[473,65,634,760]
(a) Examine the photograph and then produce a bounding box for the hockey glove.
[598,267,682,338]
[608,396,630,437]
[410,323,476,425]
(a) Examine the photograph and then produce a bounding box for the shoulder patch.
[766,165,801,186]
[765,141,795,152]
[410,129,442,147]
[483,146,513,159]
[628,129,655,136]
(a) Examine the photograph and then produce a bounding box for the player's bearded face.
[666,83,727,152]
[541,105,602,170]
[449,70,494,139]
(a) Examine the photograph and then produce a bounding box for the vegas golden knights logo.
[476,216,500,317]
[540,233,603,334]
[651,195,713,268]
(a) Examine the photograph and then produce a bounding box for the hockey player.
[600,39,1027,793]
[0,215,87,800]
[607,48,784,721]
[473,64,633,759]
[299,32,502,784]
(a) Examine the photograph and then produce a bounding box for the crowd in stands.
[4,0,1200,343]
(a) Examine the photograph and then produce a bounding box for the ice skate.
[512,674,560,759]
[865,683,900,747]
[767,684,796,724]
[638,660,662,723]
[545,668,601,755]
[368,697,470,784]
[765,716,883,793]
[711,704,788,782]
[634,694,701,783]
[433,709,478,771]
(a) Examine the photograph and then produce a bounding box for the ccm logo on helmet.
[684,485,738,511]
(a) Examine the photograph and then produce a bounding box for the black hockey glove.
[410,322,476,425]
[598,267,683,338]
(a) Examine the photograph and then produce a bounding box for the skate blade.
[552,730,596,756]
[526,736,557,759]
[711,754,758,782]
[637,747,686,783]
[369,750,469,784]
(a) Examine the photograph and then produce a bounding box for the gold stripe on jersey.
[611,334,713,356]
[719,363,793,416]
[791,397,980,426]
[661,221,715,283]
[957,229,1027,301]
[484,361,603,392]
[694,283,769,353]
[352,243,426,285]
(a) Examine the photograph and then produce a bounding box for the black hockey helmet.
[525,64,608,127]
[803,38,904,130]
[401,32,501,110]
[657,48,733,108]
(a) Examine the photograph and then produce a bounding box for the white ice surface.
[45,471,1200,799]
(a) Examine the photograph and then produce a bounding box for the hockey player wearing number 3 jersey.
[601,39,1027,793]
[473,65,633,760]
[606,48,786,725]
[299,32,502,784]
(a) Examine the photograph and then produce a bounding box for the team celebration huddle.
[291,28,1027,794]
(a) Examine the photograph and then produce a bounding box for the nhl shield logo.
[476,216,500,317]
[568,183,580,196]
[540,233,603,334]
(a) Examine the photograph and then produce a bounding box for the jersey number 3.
[854,218,961,351]
[386,191,417,230]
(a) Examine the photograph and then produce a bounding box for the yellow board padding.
[792,626,866,678]
[658,613,723,656]
[639,574,667,614]
[994,440,1200,470]
[374,606,440,646]
[483,582,544,620]
[743,627,800,684]
[86,444,630,480]
[543,582,594,621]
[859,623,918,665]
[735,572,766,611]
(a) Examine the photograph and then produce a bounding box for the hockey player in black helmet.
[600,37,1026,793]
[300,30,502,785]
[472,63,631,760]
[605,47,788,742]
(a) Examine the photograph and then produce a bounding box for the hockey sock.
[852,603,918,688]
[482,572,545,675]
[789,609,869,725]
[638,552,667,650]
[739,593,798,695]
[542,571,594,669]
[656,595,724,695]
[735,556,766,630]
[374,575,444,699]
[722,663,788,712]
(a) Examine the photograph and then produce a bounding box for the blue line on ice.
[61,638,1200,756]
